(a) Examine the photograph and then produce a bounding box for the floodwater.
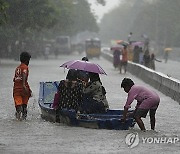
[155,59,180,80]
[0,53,180,154]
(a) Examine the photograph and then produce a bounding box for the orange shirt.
[13,63,30,96]
[122,49,128,62]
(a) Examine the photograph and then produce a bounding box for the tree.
[5,0,57,32]
[70,0,99,35]
[0,0,101,58]
[0,0,8,25]
[50,0,99,36]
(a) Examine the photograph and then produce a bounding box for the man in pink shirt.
[121,78,160,131]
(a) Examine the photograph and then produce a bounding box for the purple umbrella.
[131,41,144,47]
[110,44,123,51]
[60,60,107,75]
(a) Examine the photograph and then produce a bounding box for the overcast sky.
[88,0,120,22]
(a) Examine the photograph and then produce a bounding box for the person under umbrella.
[77,57,90,83]
[60,59,107,75]
[55,69,84,113]
[81,72,109,114]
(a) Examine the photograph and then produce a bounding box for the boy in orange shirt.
[13,52,32,120]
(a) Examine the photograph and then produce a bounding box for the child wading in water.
[13,52,32,120]
[121,78,160,131]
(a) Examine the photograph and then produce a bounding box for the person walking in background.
[13,52,32,120]
[143,49,151,68]
[133,45,140,63]
[119,45,128,74]
[44,44,50,59]
[164,50,169,63]
[164,48,172,63]
[128,32,133,44]
[113,49,121,70]
[150,53,162,70]
[121,78,160,131]
[139,47,144,64]
[142,34,149,51]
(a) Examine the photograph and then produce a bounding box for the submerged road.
[0,53,180,154]
[155,58,180,80]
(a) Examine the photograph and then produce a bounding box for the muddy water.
[0,54,180,154]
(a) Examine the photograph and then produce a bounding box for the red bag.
[52,92,60,109]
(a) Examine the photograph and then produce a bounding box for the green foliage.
[70,0,99,34]
[0,0,9,25]
[0,0,99,58]
[51,0,98,36]
[2,0,98,36]
[5,0,58,31]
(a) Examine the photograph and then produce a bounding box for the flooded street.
[0,53,180,154]
[155,59,180,80]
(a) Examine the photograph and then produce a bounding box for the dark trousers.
[81,96,106,114]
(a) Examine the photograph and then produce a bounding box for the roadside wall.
[101,51,180,104]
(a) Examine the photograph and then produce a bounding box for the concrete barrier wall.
[101,51,180,104]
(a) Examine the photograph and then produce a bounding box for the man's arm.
[22,72,28,94]
[121,107,128,122]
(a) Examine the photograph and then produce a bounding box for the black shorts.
[133,108,157,118]
[120,61,127,66]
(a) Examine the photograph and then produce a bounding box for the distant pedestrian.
[150,53,162,70]
[128,32,133,44]
[44,44,50,59]
[142,34,149,51]
[119,45,128,74]
[164,48,172,63]
[121,78,160,131]
[164,50,168,63]
[143,49,150,68]
[133,46,140,63]
[13,52,32,120]
[139,47,144,64]
[113,49,121,69]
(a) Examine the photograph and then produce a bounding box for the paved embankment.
[101,51,180,104]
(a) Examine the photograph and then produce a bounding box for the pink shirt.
[124,85,160,109]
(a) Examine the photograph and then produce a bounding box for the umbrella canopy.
[110,44,123,51]
[117,40,129,46]
[164,48,172,52]
[60,60,107,75]
[131,41,144,47]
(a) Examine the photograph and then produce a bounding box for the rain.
[0,0,180,153]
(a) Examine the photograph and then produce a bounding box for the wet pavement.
[0,53,180,154]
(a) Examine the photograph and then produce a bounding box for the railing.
[101,51,180,104]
